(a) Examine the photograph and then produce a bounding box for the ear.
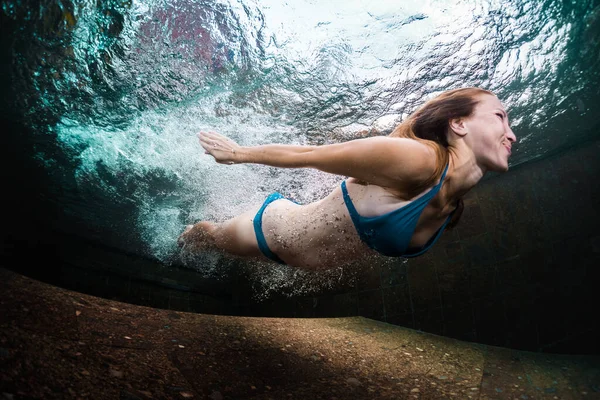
[449,118,468,137]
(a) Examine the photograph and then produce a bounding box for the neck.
[442,145,486,205]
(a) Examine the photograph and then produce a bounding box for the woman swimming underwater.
[178,87,517,269]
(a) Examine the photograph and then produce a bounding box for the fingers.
[197,131,222,149]
[197,130,239,157]
[196,131,239,167]
[197,130,235,145]
[197,131,224,142]
[197,132,215,153]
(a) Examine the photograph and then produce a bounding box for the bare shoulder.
[384,137,438,184]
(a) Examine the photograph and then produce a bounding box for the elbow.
[294,147,318,168]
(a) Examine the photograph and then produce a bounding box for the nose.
[506,126,517,143]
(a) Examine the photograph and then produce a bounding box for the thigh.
[214,204,263,257]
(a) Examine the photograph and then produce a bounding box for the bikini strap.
[440,162,450,182]
[407,161,450,208]
[341,180,369,242]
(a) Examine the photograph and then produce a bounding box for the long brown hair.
[389,87,493,229]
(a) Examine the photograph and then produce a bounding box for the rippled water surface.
[2,0,599,295]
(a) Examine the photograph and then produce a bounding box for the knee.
[196,221,218,243]
[178,221,217,249]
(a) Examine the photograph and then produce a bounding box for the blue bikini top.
[341,162,455,258]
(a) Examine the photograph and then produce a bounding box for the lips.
[504,145,511,155]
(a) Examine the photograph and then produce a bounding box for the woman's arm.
[198,131,435,189]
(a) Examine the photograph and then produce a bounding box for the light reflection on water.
[2,0,599,295]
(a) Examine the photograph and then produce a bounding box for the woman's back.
[261,163,454,269]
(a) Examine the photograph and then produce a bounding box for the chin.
[489,162,509,173]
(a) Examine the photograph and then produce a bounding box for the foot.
[177,221,217,252]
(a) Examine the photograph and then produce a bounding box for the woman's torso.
[261,172,455,269]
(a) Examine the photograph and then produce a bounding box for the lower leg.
[177,221,218,253]
[211,212,263,258]
[178,208,263,258]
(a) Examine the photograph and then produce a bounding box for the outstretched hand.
[198,131,242,165]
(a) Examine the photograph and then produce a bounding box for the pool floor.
[1,267,598,399]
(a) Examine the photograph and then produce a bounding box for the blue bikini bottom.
[252,192,297,264]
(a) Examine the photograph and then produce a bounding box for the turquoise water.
[2,0,599,287]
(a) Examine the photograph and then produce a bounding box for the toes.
[178,225,193,247]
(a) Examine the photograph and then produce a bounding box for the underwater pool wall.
[3,134,599,355]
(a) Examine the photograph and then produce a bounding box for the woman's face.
[464,94,517,173]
